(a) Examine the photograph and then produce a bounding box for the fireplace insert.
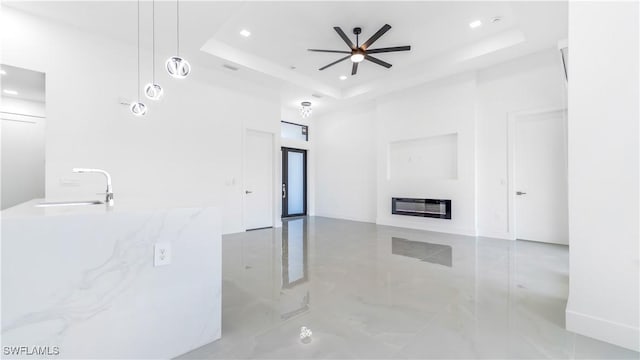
[392,198,452,219]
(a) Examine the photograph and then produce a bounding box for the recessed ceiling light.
[339,75,347,80]
[0,69,6,75]
[240,29,251,37]
[469,20,482,29]
[3,89,18,95]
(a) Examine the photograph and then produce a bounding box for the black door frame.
[282,147,307,218]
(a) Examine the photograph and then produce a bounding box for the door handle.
[516,191,527,195]
[245,190,253,194]
[282,184,286,199]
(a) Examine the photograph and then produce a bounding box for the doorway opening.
[1,64,46,210]
[282,147,307,218]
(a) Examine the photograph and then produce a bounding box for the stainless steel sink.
[35,200,104,208]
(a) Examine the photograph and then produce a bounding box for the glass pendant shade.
[166,56,191,78]
[130,102,148,116]
[145,83,164,100]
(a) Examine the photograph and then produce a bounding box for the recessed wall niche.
[388,133,458,180]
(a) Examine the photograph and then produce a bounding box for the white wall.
[1,97,46,209]
[314,106,377,222]
[476,49,567,239]
[565,1,639,351]
[314,48,566,237]
[1,8,282,234]
[376,73,478,235]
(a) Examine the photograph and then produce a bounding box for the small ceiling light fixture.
[0,69,6,75]
[131,0,147,116]
[300,101,312,118]
[469,20,483,29]
[240,29,251,37]
[299,326,313,344]
[145,0,164,100]
[339,75,347,80]
[3,89,18,95]
[166,0,191,79]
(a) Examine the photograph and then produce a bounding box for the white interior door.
[515,110,568,245]
[244,129,273,230]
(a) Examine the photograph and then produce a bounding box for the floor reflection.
[180,217,639,360]
[282,218,308,288]
[280,218,310,320]
[391,237,452,267]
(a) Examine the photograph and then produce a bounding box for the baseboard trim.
[566,309,640,351]
[314,213,376,224]
[477,229,515,240]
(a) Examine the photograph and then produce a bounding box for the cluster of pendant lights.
[131,0,190,117]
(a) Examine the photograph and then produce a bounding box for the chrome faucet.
[72,168,114,206]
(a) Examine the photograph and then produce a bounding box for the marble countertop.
[1,198,214,218]
[2,198,222,358]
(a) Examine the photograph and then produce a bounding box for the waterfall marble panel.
[1,200,221,359]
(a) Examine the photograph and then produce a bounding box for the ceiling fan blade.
[351,62,358,75]
[366,46,411,54]
[361,24,392,50]
[319,56,350,71]
[365,55,392,68]
[333,27,355,49]
[308,49,352,54]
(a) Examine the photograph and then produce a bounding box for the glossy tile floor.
[180,217,639,359]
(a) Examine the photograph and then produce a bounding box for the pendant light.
[300,101,312,118]
[131,0,147,116]
[145,0,163,100]
[165,0,191,79]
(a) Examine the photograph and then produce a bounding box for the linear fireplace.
[392,198,452,219]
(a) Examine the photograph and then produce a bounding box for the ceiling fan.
[308,24,411,76]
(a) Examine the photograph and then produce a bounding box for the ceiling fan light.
[350,53,365,63]
[166,56,191,78]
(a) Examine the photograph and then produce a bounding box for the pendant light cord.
[176,0,180,56]
[137,0,140,102]
[152,0,155,83]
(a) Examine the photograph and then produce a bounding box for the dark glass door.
[282,147,307,217]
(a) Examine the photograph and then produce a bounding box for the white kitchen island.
[1,199,221,359]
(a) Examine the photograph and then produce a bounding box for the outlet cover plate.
[154,242,171,267]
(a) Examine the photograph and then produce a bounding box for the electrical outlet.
[154,242,171,267]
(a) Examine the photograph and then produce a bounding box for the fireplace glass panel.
[392,198,452,219]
